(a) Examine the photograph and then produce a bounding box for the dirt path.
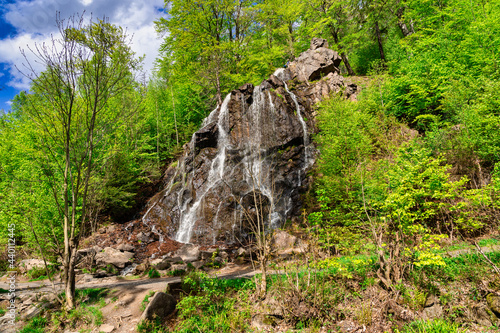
[0,264,258,333]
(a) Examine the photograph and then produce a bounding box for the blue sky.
[0,0,166,111]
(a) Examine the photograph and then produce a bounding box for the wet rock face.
[141,39,356,245]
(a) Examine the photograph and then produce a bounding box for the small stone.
[116,243,135,252]
[424,294,439,307]
[99,324,115,332]
[136,232,151,244]
[422,303,443,320]
[236,247,247,257]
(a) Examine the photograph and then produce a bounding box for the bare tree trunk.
[340,53,355,76]
[65,249,77,309]
[375,21,386,62]
[396,7,414,37]
[331,27,355,76]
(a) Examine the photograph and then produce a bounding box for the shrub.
[148,268,161,279]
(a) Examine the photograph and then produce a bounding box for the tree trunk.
[259,256,267,298]
[396,7,414,37]
[65,248,77,309]
[340,53,355,76]
[215,67,222,106]
[374,21,386,62]
[331,26,355,76]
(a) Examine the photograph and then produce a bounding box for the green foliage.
[400,319,462,333]
[19,316,47,333]
[148,268,161,279]
[141,291,155,312]
[166,269,186,277]
[27,264,57,281]
[137,317,170,333]
[174,271,253,332]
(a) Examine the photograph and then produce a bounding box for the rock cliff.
[142,38,356,245]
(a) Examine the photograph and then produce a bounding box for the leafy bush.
[148,268,161,279]
[174,272,253,332]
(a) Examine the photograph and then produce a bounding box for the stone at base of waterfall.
[174,244,200,262]
[133,262,151,275]
[98,324,115,332]
[115,243,135,252]
[95,247,134,269]
[270,230,307,256]
[151,258,171,271]
[139,292,176,323]
[136,232,153,244]
[200,249,217,260]
[19,259,45,273]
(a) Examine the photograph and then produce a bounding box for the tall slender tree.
[19,13,140,309]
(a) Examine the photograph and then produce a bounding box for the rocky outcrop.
[288,38,342,82]
[95,247,134,269]
[141,39,356,245]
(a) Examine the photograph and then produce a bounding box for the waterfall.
[284,82,312,167]
[175,94,231,243]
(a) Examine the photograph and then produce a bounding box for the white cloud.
[0,33,52,90]
[0,0,166,89]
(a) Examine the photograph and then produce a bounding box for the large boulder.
[174,244,201,262]
[19,259,45,273]
[139,292,176,323]
[95,247,134,269]
[288,41,342,82]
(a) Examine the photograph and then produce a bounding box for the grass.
[20,288,109,332]
[399,319,463,332]
[148,268,161,279]
[138,317,170,333]
[19,316,47,333]
[141,291,155,312]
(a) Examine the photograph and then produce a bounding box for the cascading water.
[127,40,354,247]
[284,82,312,167]
[175,94,232,243]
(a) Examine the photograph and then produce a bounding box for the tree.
[300,0,356,75]
[19,13,141,309]
[156,0,239,106]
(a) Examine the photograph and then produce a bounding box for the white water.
[172,76,313,244]
[284,82,312,167]
[175,94,232,243]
